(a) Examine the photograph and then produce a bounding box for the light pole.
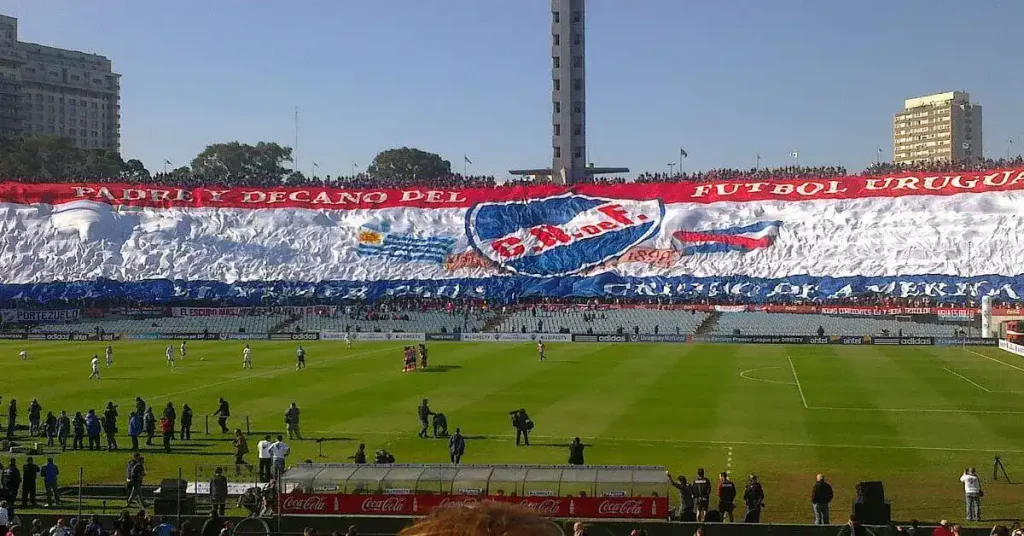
[667,162,676,176]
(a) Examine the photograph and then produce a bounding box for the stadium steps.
[482,313,509,332]
[270,314,301,333]
[695,312,721,335]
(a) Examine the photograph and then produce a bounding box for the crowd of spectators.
[5,157,1023,191]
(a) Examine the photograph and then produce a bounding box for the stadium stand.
[495,309,710,335]
[290,311,491,333]
[29,315,291,334]
[709,312,961,337]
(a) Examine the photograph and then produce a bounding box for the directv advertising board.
[461,333,573,342]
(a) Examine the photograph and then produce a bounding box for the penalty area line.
[965,348,1024,374]
[942,367,992,393]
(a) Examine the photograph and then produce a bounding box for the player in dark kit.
[417,399,434,439]
[691,468,712,523]
[418,344,428,369]
[717,471,737,523]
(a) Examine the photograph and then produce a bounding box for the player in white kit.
[18,349,27,361]
[105,345,113,367]
[242,344,253,369]
[166,345,176,368]
[180,341,187,359]
[344,333,352,349]
[537,340,545,361]
[89,355,101,379]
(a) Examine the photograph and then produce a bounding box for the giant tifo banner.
[2,168,1024,304]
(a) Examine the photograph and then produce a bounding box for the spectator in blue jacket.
[85,410,102,451]
[128,412,143,452]
[41,457,59,507]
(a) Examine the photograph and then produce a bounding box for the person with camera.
[568,437,585,465]
[960,467,982,522]
[508,409,533,446]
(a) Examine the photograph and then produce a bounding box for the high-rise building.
[892,91,982,165]
[0,14,120,152]
[551,0,585,184]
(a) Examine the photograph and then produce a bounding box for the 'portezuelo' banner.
[3,167,1024,304]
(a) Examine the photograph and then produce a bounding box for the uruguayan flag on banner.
[356,226,455,264]
[672,220,783,255]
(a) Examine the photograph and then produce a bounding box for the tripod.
[993,456,1011,483]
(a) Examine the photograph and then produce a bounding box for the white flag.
[790,151,799,159]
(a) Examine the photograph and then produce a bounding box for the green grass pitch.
[2,339,1024,524]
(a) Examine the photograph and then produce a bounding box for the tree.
[367,147,451,184]
[190,141,293,183]
[121,159,151,181]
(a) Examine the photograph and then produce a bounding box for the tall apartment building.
[893,91,982,165]
[0,14,120,152]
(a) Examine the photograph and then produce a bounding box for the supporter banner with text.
[279,493,669,519]
[0,309,79,323]
[4,168,1024,304]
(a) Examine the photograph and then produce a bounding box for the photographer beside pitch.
[509,409,533,446]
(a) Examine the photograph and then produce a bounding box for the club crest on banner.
[465,193,664,276]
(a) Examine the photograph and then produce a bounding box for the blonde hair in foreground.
[399,501,564,536]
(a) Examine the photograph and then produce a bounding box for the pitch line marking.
[942,367,992,393]
[786,355,809,409]
[308,430,1024,455]
[738,366,797,386]
[966,348,1024,373]
[807,405,1024,415]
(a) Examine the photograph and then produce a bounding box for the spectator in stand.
[812,473,834,524]
[153,517,175,536]
[932,520,953,536]
[398,501,559,536]
[48,519,71,536]
[837,514,875,536]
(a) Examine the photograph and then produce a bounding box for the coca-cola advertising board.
[280,493,668,519]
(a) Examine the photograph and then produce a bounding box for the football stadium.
[2,2,1024,536]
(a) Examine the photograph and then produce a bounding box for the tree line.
[0,135,454,185]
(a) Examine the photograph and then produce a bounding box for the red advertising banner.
[2,167,1023,210]
[279,493,669,520]
[993,308,1024,317]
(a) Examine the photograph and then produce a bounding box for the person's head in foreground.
[398,502,560,536]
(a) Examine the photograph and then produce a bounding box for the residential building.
[0,14,120,152]
[893,91,982,165]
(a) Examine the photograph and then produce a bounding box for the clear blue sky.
[5,1,1024,178]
